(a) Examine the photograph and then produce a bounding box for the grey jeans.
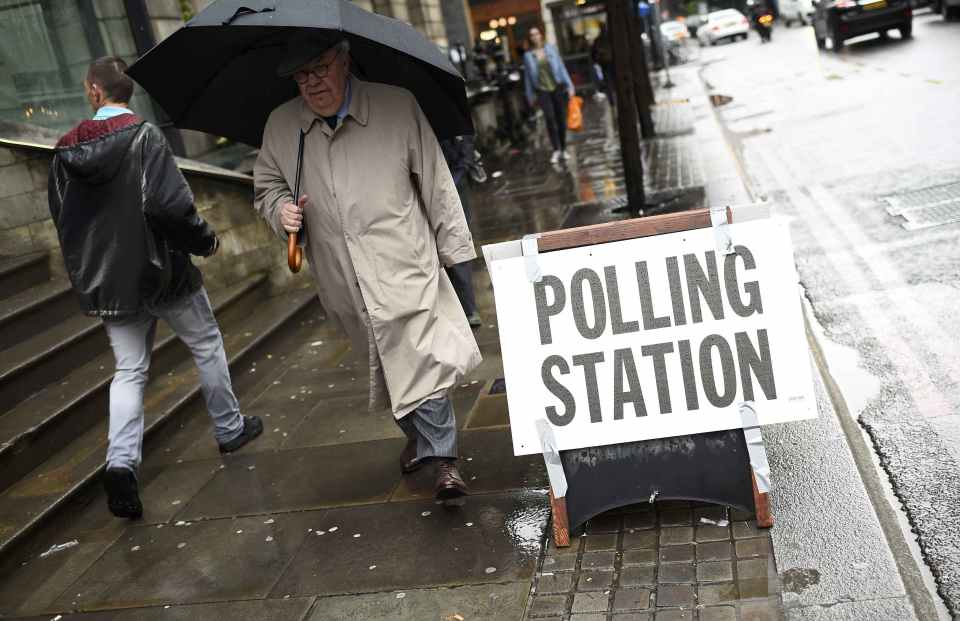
[395,396,458,462]
[102,287,243,471]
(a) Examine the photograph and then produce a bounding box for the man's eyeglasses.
[292,47,343,84]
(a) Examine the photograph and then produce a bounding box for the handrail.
[0,136,254,187]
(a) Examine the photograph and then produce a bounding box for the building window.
[0,0,155,139]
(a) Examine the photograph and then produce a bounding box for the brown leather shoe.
[401,438,422,474]
[435,459,469,504]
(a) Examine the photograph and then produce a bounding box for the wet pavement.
[0,64,786,620]
[699,12,959,619]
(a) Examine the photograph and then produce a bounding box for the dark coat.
[48,114,216,318]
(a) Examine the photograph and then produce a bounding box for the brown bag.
[567,95,583,132]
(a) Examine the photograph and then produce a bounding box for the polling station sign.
[486,217,817,456]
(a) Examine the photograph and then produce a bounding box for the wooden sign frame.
[527,206,774,546]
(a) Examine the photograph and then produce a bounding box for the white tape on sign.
[521,234,543,283]
[739,401,770,493]
[535,418,568,498]
[711,205,734,256]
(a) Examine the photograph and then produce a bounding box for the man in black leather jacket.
[48,57,263,520]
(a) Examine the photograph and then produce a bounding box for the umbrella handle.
[288,232,302,272]
[287,129,306,274]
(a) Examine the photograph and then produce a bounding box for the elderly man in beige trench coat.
[253,33,481,502]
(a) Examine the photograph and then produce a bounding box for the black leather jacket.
[48,115,216,318]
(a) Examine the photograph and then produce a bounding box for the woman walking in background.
[523,26,576,165]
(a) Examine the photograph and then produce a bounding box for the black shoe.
[435,459,469,507]
[467,312,482,329]
[104,467,143,519]
[218,415,263,454]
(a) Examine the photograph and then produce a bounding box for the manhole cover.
[882,182,960,230]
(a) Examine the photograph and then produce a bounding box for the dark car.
[812,0,913,51]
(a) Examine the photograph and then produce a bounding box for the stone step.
[0,274,268,494]
[0,286,317,556]
[0,312,104,416]
[0,252,49,300]
[0,277,74,352]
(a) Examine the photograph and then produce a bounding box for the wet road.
[698,11,960,617]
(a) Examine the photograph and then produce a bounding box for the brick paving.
[526,501,784,621]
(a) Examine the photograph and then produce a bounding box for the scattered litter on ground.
[329,526,339,532]
[396,592,406,599]
[247,465,256,470]
[310,340,324,347]
[235,530,243,534]
[316,530,325,536]
[177,542,186,549]
[264,518,275,524]
[353,533,362,538]
[492,171,503,178]
[130,546,140,552]
[699,517,718,525]
[368,565,377,570]
[265,536,274,542]
[171,499,181,506]
[648,490,659,503]
[485,567,497,574]
[717,519,729,527]
[465,522,474,527]
[421,511,432,517]
[175,520,187,526]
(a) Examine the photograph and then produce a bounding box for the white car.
[697,9,751,46]
[780,0,816,25]
[660,21,691,42]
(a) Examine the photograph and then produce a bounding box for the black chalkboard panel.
[560,429,754,532]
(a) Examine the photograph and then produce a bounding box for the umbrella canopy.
[127,0,472,146]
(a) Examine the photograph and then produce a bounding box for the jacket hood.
[55,115,144,184]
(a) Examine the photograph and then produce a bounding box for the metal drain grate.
[882,182,960,230]
[898,199,960,231]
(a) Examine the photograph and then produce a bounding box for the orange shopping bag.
[567,95,583,132]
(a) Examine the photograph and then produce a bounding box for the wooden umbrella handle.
[287,231,302,273]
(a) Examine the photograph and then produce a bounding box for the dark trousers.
[444,180,477,317]
[537,88,569,152]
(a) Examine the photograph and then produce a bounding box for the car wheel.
[899,22,913,37]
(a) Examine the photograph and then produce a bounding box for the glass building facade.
[0,0,158,138]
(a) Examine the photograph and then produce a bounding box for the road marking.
[757,143,954,420]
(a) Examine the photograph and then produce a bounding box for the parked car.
[781,0,817,24]
[660,20,691,42]
[697,9,751,45]
[931,0,960,18]
[812,0,913,51]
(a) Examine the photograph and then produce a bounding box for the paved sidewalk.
[0,66,781,621]
[527,503,782,621]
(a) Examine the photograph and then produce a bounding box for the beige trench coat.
[253,77,482,418]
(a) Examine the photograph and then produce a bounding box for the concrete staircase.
[0,251,316,556]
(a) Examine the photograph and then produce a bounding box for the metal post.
[627,2,656,138]
[608,0,645,214]
[124,0,187,156]
[650,0,675,88]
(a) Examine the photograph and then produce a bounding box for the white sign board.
[486,217,816,456]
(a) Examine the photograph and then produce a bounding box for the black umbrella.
[126,0,472,146]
